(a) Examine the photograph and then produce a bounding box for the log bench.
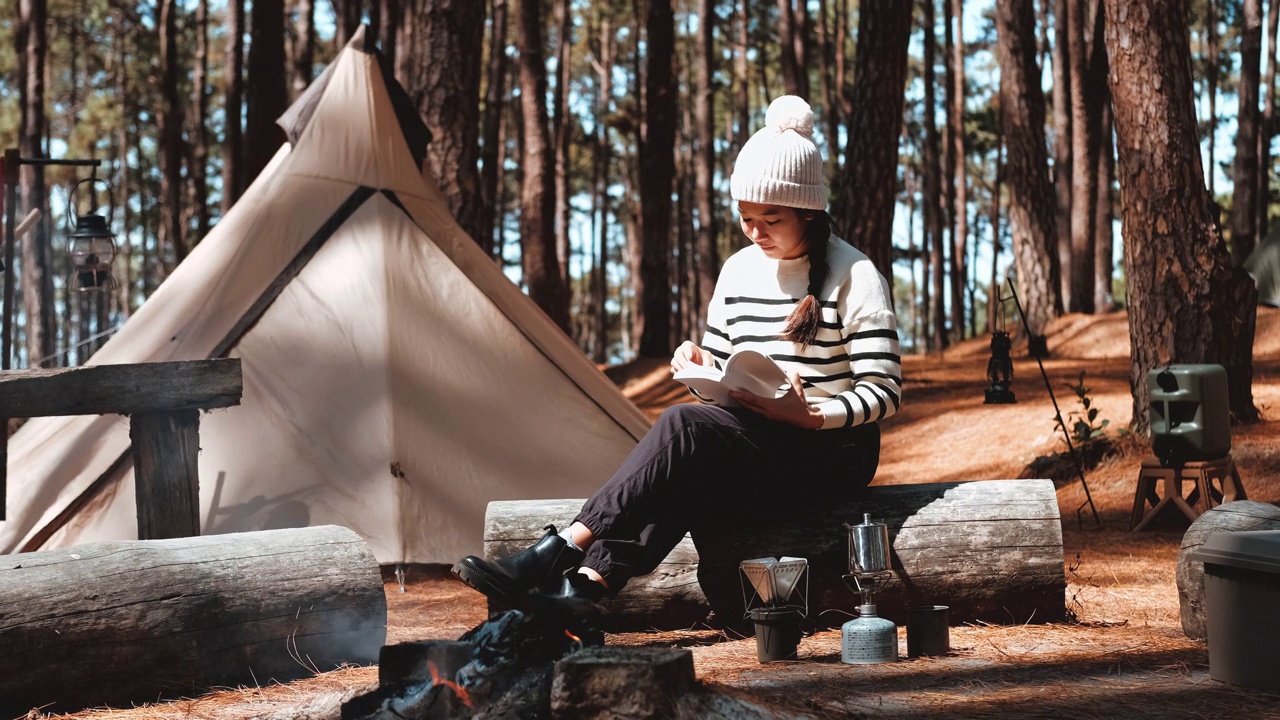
[0,525,387,717]
[484,479,1066,632]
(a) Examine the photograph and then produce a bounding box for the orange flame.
[427,660,474,709]
[564,628,581,643]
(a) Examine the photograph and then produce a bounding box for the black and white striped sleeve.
[819,309,903,429]
[698,283,733,370]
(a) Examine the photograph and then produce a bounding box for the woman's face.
[737,201,812,260]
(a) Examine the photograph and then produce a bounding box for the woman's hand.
[731,372,824,429]
[670,341,716,374]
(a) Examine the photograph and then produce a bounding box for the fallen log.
[1176,500,1280,640]
[484,479,1065,631]
[0,525,386,716]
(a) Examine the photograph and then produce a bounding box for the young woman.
[453,96,902,604]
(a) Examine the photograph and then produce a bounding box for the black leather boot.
[452,525,585,603]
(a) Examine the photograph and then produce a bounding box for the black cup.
[906,605,950,657]
[749,607,802,663]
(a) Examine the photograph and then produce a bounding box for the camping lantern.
[984,330,1016,404]
[66,178,117,293]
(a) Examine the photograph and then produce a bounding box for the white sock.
[558,528,583,552]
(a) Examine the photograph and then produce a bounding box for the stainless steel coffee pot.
[846,513,890,576]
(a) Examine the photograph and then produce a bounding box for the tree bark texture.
[1258,0,1280,238]
[950,0,968,338]
[483,480,1066,632]
[0,526,386,717]
[777,0,802,96]
[922,0,943,351]
[516,0,571,332]
[1092,3,1115,311]
[192,0,211,240]
[1068,0,1096,313]
[552,0,573,284]
[1232,0,1263,266]
[399,0,486,243]
[997,0,1063,341]
[159,0,188,263]
[222,0,246,213]
[694,0,720,332]
[18,0,55,368]
[836,0,912,285]
[1052,0,1074,312]
[594,13,614,364]
[479,0,509,257]
[929,0,948,350]
[1206,0,1219,197]
[1105,0,1259,431]
[245,0,288,186]
[638,0,676,357]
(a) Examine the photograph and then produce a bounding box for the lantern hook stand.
[1,148,103,523]
[1003,278,1101,528]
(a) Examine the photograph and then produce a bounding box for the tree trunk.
[159,0,188,265]
[516,0,571,332]
[694,0,720,332]
[990,100,1005,333]
[817,0,840,169]
[291,0,315,97]
[222,0,246,213]
[1233,0,1263,266]
[736,0,750,153]
[777,0,802,96]
[483,480,1066,632]
[379,0,399,66]
[17,0,54,368]
[0,527,385,717]
[593,13,613,364]
[192,0,211,241]
[997,0,1063,344]
[922,0,944,351]
[1091,1,1114,312]
[399,0,486,243]
[1067,0,1096,313]
[637,0,676,358]
[552,0,572,284]
[794,0,810,99]
[1052,0,1074,312]
[1206,0,1219,197]
[1258,0,1280,239]
[479,0,509,258]
[836,0,912,283]
[245,0,287,185]
[950,0,968,338]
[1105,0,1259,431]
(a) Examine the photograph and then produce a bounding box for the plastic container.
[749,607,802,663]
[1188,530,1280,694]
[1148,365,1231,466]
[906,605,950,657]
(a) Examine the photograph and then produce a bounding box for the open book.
[672,349,788,407]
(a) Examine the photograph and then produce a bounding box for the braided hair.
[780,210,833,347]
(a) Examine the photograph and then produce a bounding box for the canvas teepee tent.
[0,29,650,563]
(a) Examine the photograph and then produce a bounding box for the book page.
[722,350,788,399]
[671,364,737,406]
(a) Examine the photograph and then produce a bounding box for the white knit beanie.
[730,95,827,211]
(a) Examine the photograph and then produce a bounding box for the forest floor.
[32,307,1280,719]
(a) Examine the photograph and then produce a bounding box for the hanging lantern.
[66,178,117,293]
[984,330,1017,404]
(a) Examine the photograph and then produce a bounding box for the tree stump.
[1176,500,1280,640]
[484,479,1065,631]
[0,525,386,716]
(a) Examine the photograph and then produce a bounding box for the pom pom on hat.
[729,96,827,210]
[765,95,815,138]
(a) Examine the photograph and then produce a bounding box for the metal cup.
[906,605,950,657]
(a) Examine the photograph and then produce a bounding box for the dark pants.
[573,403,880,592]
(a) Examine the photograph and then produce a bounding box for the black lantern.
[984,330,1016,404]
[66,178,117,293]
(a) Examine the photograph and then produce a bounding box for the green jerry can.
[1148,364,1231,467]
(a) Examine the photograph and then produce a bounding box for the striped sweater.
[697,236,903,430]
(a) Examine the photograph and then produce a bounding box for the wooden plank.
[0,526,387,717]
[0,358,242,417]
[131,409,201,540]
[484,480,1066,630]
